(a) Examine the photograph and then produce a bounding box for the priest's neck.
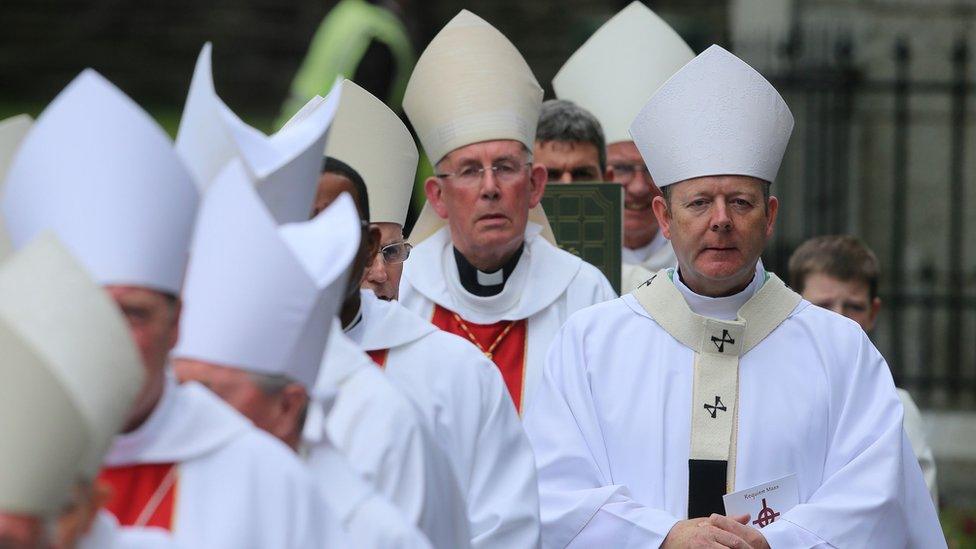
[454,244,524,298]
[676,260,762,298]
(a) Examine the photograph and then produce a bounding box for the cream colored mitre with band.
[325,79,417,227]
[403,10,555,246]
[632,269,800,514]
[0,114,32,261]
[0,235,143,514]
[553,1,693,145]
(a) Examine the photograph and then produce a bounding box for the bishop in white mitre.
[320,78,540,549]
[0,236,177,549]
[1,69,339,548]
[554,2,692,291]
[524,46,946,548]
[399,10,616,415]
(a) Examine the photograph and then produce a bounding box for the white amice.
[524,274,946,548]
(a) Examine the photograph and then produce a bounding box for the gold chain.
[452,313,516,360]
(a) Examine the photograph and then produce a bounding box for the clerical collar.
[673,262,766,321]
[453,245,523,297]
[623,230,669,265]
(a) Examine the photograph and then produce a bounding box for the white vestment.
[621,263,655,294]
[524,271,946,549]
[399,224,616,412]
[306,330,472,549]
[348,289,541,549]
[304,387,433,549]
[102,378,344,548]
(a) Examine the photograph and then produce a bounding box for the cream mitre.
[0,114,32,261]
[0,235,144,514]
[403,10,555,245]
[173,159,360,389]
[325,79,417,226]
[629,45,794,188]
[553,1,694,145]
[175,42,342,223]
[1,69,199,295]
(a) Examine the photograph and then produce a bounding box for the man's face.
[105,286,179,432]
[312,172,380,299]
[653,175,778,296]
[532,140,603,184]
[361,222,406,300]
[425,140,547,266]
[173,359,283,434]
[0,513,44,549]
[801,273,881,331]
[608,141,663,249]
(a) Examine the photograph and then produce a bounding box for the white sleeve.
[763,333,946,548]
[524,321,678,549]
[897,388,938,506]
[468,364,541,549]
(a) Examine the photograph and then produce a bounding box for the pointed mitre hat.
[1,70,199,294]
[175,43,343,223]
[403,11,555,245]
[0,114,33,261]
[325,80,417,226]
[173,159,360,389]
[0,235,143,514]
[553,1,694,144]
[629,45,794,188]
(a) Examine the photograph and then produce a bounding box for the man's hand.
[662,517,752,548]
[704,514,770,549]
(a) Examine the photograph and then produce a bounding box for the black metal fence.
[758,34,975,409]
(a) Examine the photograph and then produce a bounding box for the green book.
[541,183,622,294]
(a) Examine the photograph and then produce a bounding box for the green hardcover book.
[541,183,622,294]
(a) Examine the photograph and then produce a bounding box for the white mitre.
[325,79,417,226]
[403,10,555,245]
[1,70,199,295]
[629,45,794,188]
[553,1,694,144]
[0,114,32,261]
[175,42,342,223]
[174,159,360,389]
[0,235,144,514]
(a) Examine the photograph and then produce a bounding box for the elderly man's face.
[608,141,663,249]
[106,286,179,432]
[361,222,407,300]
[426,140,546,269]
[533,140,603,184]
[653,175,778,296]
[0,513,43,549]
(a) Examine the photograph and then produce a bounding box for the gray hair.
[536,99,607,171]
[248,372,309,430]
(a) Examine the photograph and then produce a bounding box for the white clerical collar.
[623,230,669,264]
[673,261,766,320]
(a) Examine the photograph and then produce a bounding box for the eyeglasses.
[610,162,652,183]
[435,161,532,186]
[379,241,412,264]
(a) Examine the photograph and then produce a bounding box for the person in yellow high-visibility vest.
[277,0,415,127]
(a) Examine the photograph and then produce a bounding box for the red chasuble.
[366,348,390,368]
[431,305,529,411]
[98,463,178,530]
